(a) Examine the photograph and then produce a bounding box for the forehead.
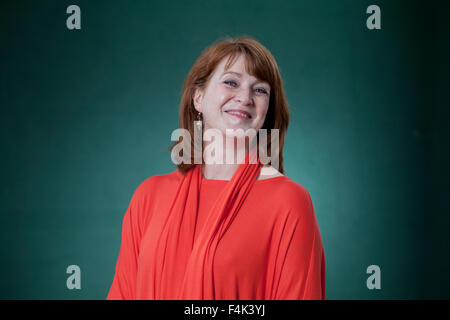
[216,55,252,76]
[213,54,268,84]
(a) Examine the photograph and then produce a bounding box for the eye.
[224,80,238,87]
[255,88,268,95]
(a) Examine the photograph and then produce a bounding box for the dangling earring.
[195,112,203,130]
[193,111,203,165]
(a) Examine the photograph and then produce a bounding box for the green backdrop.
[1,0,448,299]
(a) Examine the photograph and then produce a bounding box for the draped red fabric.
[107,150,326,300]
[165,151,262,299]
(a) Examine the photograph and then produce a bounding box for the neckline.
[174,168,290,184]
[201,175,289,184]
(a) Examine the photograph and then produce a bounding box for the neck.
[201,134,258,180]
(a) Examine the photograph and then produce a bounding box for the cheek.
[217,91,233,107]
[257,102,270,119]
[215,85,234,101]
[205,90,230,112]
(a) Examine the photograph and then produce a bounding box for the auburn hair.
[168,35,290,176]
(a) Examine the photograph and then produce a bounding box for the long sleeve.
[106,187,143,300]
[272,189,326,300]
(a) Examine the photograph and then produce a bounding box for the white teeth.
[226,111,250,118]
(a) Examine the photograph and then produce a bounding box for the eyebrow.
[222,71,269,86]
[222,71,243,77]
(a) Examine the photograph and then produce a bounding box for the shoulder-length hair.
[168,35,290,176]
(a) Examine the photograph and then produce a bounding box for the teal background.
[1,0,448,299]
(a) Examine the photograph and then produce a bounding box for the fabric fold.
[150,151,262,299]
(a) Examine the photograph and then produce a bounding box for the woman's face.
[193,54,271,136]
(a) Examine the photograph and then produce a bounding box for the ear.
[193,88,204,113]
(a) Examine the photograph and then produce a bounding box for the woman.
[107,36,325,300]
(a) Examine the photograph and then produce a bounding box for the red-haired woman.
[107,36,325,300]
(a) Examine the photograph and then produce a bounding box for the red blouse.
[107,170,326,299]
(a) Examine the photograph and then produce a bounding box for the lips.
[224,109,252,119]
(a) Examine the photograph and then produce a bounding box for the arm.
[106,187,143,300]
[273,189,326,300]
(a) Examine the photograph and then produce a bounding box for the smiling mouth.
[225,110,252,119]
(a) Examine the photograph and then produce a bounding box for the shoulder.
[124,169,182,228]
[131,169,182,201]
[267,177,315,221]
[138,169,181,189]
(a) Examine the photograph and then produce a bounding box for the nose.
[235,87,254,106]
